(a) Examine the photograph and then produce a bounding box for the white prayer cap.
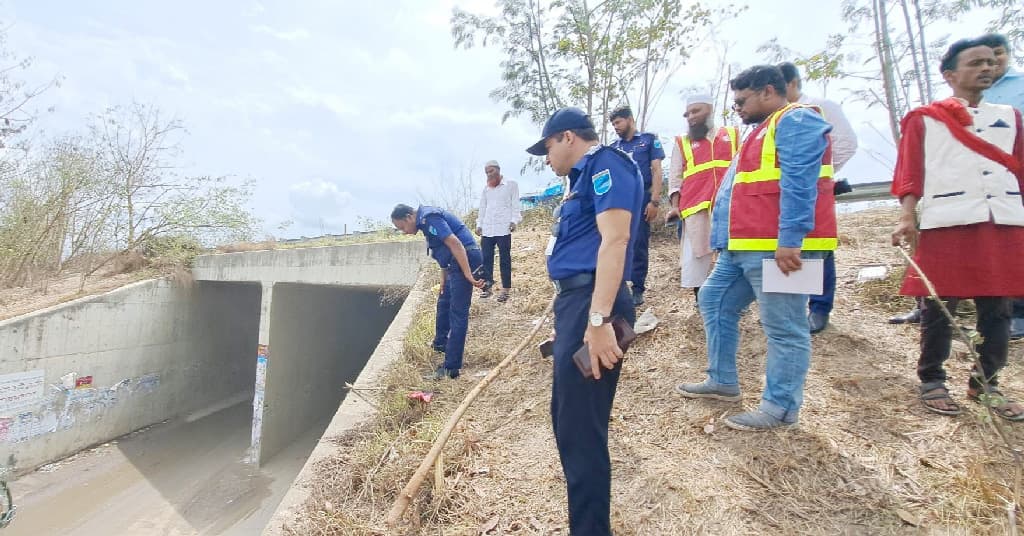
[484,160,500,169]
[685,93,714,107]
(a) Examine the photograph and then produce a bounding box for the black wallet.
[571,316,637,379]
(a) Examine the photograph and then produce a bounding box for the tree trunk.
[912,0,933,102]
[873,0,902,143]
[898,0,928,105]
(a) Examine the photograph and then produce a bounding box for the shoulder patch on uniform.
[428,225,437,235]
[592,169,612,195]
[652,138,662,149]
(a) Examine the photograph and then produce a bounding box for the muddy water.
[6,402,324,535]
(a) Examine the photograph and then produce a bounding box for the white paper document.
[761,259,824,295]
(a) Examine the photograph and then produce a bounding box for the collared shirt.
[478,179,522,237]
[710,108,832,250]
[416,205,477,270]
[985,67,1024,113]
[798,93,858,172]
[609,131,665,191]
[547,145,644,280]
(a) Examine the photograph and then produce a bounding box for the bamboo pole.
[386,295,556,527]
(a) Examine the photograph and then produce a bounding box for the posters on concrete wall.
[0,369,45,415]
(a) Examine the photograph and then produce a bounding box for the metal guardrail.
[836,181,893,204]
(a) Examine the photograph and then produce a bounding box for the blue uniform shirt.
[416,205,478,270]
[547,146,644,280]
[985,67,1024,113]
[609,131,665,191]
[710,108,832,250]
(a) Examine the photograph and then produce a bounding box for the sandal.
[920,385,962,416]
[967,387,1024,422]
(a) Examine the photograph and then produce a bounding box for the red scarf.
[904,97,1022,178]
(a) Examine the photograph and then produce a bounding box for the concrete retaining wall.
[0,279,261,473]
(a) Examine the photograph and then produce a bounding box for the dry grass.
[288,206,1024,535]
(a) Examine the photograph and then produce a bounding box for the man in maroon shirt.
[891,38,1024,420]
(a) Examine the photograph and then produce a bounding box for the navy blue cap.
[526,107,595,156]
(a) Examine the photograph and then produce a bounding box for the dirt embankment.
[275,207,1024,535]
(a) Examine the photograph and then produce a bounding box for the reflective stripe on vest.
[676,126,739,219]
[734,103,833,184]
[678,126,738,179]
[728,103,837,251]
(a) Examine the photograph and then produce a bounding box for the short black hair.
[554,128,599,143]
[390,204,415,220]
[940,37,990,72]
[730,65,787,97]
[977,33,1010,51]
[777,62,801,88]
[608,105,632,122]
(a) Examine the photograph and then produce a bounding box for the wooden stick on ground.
[386,295,556,527]
[896,246,1023,520]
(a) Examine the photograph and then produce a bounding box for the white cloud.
[250,24,311,41]
[286,86,357,118]
[288,179,354,233]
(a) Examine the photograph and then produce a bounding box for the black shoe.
[1012,318,1024,340]
[427,366,460,380]
[808,312,829,334]
[889,308,921,324]
[632,290,645,307]
[496,290,509,303]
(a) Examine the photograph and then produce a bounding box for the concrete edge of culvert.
[262,268,432,535]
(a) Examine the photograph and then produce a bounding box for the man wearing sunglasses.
[676,65,836,431]
[526,107,643,536]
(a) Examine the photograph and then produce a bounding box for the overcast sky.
[0,0,993,238]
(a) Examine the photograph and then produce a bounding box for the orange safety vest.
[728,103,837,251]
[675,126,739,218]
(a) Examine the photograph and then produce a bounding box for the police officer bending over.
[526,107,643,535]
[391,204,484,380]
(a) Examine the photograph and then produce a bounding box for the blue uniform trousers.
[630,192,651,293]
[808,251,836,315]
[551,281,634,536]
[433,248,483,370]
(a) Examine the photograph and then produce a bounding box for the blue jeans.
[808,251,835,315]
[698,250,823,423]
[433,248,483,370]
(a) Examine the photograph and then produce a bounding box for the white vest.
[919,101,1024,230]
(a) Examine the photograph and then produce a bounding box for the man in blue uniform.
[609,105,665,307]
[391,204,484,379]
[527,107,643,536]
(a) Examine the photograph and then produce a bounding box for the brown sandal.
[967,388,1024,422]
[920,385,962,416]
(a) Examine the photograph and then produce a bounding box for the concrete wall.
[0,279,261,473]
[259,284,403,463]
[191,240,425,287]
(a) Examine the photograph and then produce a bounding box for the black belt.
[552,272,595,294]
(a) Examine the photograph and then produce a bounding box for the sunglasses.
[732,88,765,111]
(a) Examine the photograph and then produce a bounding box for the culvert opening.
[5,280,407,535]
[258,283,406,464]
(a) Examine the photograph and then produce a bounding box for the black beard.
[688,123,710,140]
